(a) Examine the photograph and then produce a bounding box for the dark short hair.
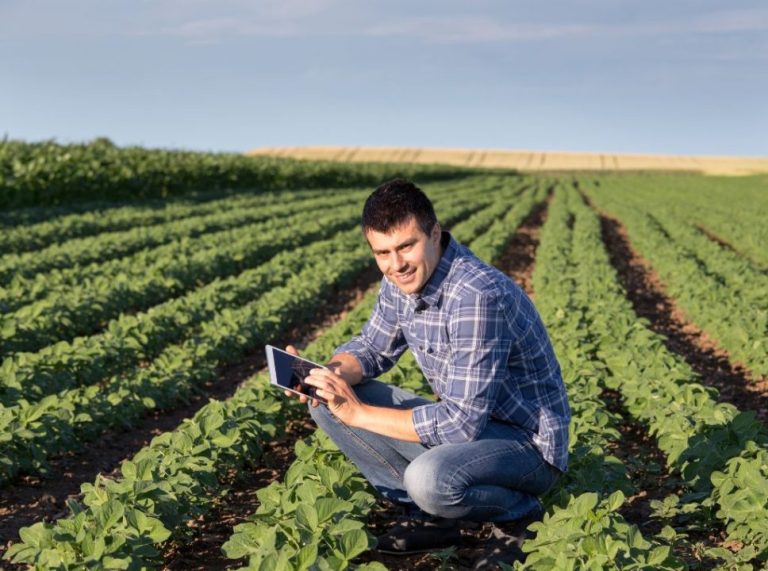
[362,178,437,236]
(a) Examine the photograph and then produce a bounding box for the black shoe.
[470,510,544,569]
[492,508,543,548]
[376,516,463,555]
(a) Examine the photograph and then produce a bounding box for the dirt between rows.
[695,224,767,274]
[161,416,318,570]
[589,197,768,427]
[0,262,382,565]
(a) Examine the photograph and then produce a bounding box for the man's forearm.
[351,404,421,443]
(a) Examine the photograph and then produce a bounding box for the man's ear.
[431,222,442,242]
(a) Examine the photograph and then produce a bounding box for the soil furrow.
[495,198,549,300]
[599,389,683,527]
[694,224,767,274]
[590,205,768,426]
[598,389,726,567]
[0,263,382,554]
[161,417,317,570]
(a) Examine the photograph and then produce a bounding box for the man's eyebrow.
[373,238,417,254]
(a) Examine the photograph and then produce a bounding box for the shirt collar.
[410,231,457,310]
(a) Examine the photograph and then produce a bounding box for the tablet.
[265,345,328,404]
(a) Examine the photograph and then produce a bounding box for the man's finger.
[285,345,299,356]
[283,387,309,404]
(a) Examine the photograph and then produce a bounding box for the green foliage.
[5,169,766,569]
[0,178,497,484]
[516,492,683,570]
[222,433,377,570]
[553,179,768,564]
[5,396,282,568]
[0,138,475,208]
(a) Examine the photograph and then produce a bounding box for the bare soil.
[495,197,550,300]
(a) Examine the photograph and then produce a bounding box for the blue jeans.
[308,380,560,522]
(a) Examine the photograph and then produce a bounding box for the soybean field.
[1,143,767,570]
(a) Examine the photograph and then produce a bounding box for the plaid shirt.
[336,233,571,471]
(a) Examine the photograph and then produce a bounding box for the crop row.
[0,189,364,284]
[2,176,530,568]
[7,172,473,356]
[0,204,361,357]
[511,183,682,569]
[469,178,550,264]
[0,178,503,410]
[0,231,360,407]
[597,185,768,352]
[0,187,332,256]
[223,292,388,571]
[559,184,768,567]
[585,178,768,379]
[2,172,492,282]
[611,174,768,268]
[0,174,483,317]
[0,232,368,485]
[0,199,357,312]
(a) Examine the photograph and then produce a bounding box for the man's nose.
[391,251,406,270]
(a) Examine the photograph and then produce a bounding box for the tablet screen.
[266,345,328,403]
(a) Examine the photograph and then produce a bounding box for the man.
[286,178,570,561]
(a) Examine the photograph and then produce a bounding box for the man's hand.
[303,367,366,425]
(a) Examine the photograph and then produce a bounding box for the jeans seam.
[327,412,405,484]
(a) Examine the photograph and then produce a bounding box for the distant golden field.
[248,146,768,175]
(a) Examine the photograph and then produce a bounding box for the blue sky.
[2,1,767,156]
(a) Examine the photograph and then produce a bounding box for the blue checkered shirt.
[336,233,571,471]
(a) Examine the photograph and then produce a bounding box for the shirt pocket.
[425,338,451,385]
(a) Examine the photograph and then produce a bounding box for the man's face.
[365,216,443,295]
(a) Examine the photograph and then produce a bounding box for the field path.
[248,146,768,175]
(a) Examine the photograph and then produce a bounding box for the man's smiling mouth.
[396,269,415,282]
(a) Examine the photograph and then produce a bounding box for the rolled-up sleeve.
[412,290,514,446]
[334,280,407,379]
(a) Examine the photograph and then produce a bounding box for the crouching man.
[286,178,570,564]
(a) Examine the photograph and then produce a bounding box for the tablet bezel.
[265,344,329,404]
